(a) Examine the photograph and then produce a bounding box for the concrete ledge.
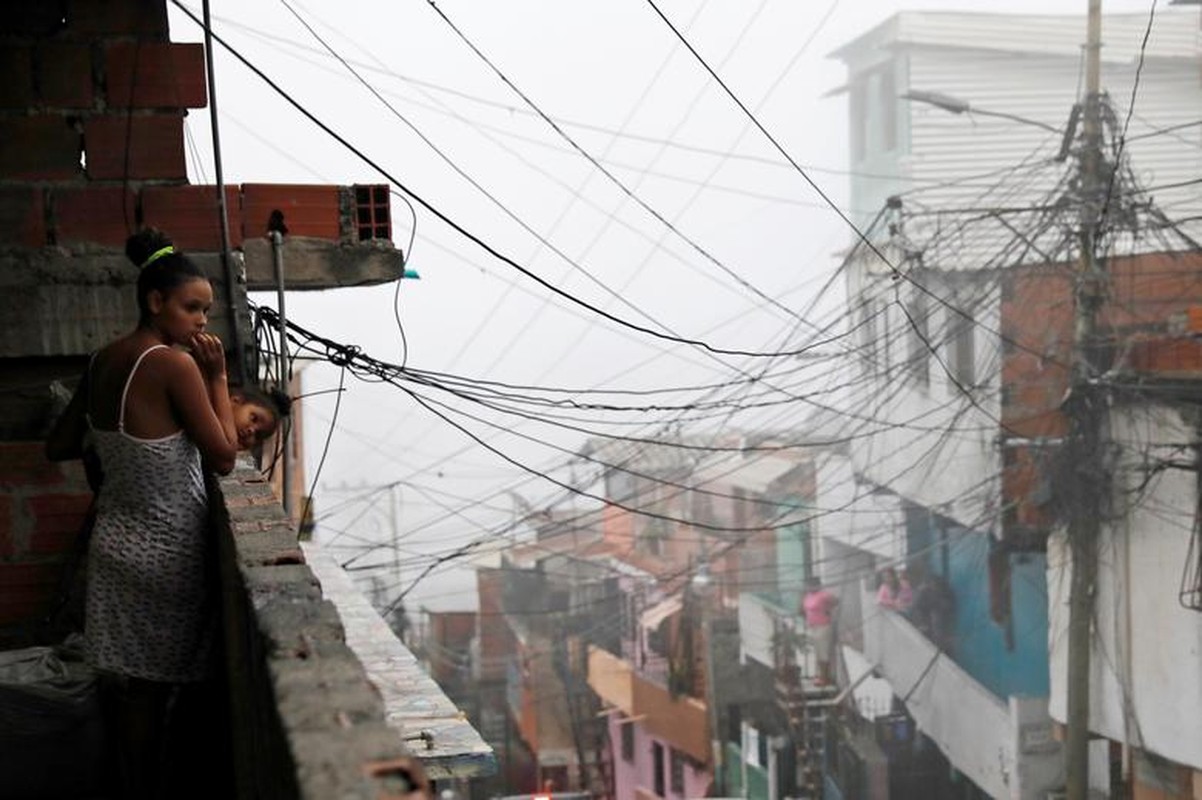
[0,241,403,358]
[241,236,404,290]
[213,461,420,800]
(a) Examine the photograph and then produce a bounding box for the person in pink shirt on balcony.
[801,576,839,685]
[876,566,913,612]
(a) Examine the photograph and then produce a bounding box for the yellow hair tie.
[140,245,175,269]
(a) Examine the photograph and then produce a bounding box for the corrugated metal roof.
[833,10,1201,63]
[303,545,496,780]
[693,453,808,495]
[580,436,717,476]
[639,594,683,629]
[503,529,610,569]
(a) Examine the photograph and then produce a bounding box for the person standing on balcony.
[876,566,913,612]
[46,228,241,799]
[912,569,957,654]
[801,576,839,685]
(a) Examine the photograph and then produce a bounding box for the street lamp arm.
[965,106,1062,134]
[901,89,1061,134]
[901,89,970,114]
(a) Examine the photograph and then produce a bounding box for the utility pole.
[1065,2,1106,798]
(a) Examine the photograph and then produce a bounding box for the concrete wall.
[1048,403,1202,772]
[738,590,785,669]
[813,454,906,564]
[844,270,1004,535]
[863,601,1010,797]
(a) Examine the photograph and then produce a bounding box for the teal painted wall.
[775,509,809,614]
[724,743,770,800]
[908,509,1049,698]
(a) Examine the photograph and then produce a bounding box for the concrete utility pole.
[1065,1,1106,798]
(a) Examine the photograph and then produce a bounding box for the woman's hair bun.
[125,228,175,268]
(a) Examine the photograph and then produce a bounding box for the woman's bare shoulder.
[93,339,197,387]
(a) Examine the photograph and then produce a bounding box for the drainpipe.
[201,0,245,383]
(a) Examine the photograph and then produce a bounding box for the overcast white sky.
[169,0,1168,612]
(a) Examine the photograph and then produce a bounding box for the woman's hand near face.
[182,333,238,471]
[189,333,227,379]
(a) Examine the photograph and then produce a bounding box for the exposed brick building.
[999,250,1202,546]
[0,1,486,796]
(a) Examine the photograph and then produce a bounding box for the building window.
[860,298,888,373]
[726,702,742,745]
[849,64,897,162]
[849,79,867,162]
[641,517,667,556]
[541,765,569,793]
[877,67,897,152]
[670,748,685,795]
[620,718,635,762]
[947,308,976,388]
[653,742,666,797]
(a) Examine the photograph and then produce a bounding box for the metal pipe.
[201,0,245,384]
[271,231,292,518]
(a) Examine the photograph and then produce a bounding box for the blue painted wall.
[907,507,1049,698]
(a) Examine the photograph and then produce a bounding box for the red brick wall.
[0,0,365,250]
[0,443,92,630]
[601,502,635,552]
[428,610,477,686]
[1000,251,1202,542]
[0,0,204,245]
[0,0,206,637]
[476,568,513,682]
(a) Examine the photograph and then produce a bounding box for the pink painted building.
[607,713,710,800]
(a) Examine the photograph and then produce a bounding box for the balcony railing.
[738,591,818,678]
[860,587,1062,799]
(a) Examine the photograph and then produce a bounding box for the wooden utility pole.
[1065,2,1105,798]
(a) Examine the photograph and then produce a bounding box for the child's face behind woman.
[233,399,278,450]
[149,278,214,345]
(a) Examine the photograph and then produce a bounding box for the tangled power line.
[181,1,1202,613]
